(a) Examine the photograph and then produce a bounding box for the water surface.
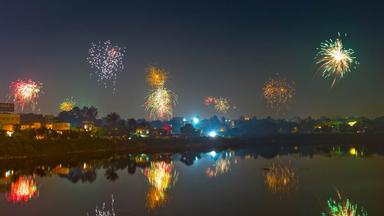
[0,143,383,215]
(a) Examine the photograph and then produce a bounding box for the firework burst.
[146,65,168,88]
[9,79,43,112]
[322,191,367,216]
[262,76,295,113]
[204,96,231,114]
[145,87,177,120]
[59,97,76,112]
[316,33,358,87]
[87,40,125,93]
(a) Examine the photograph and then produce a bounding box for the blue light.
[192,117,199,124]
[208,131,217,138]
[208,151,217,157]
[183,117,187,122]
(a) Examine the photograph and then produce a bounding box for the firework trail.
[315,33,358,87]
[262,76,295,113]
[87,40,125,93]
[145,87,178,120]
[9,79,43,112]
[59,97,76,112]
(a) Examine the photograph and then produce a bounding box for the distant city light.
[348,121,357,127]
[208,151,217,157]
[208,131,217,138]
[349,147,357,156]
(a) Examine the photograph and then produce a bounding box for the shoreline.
[0,133,383,160]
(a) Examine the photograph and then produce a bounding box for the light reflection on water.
[0,143,382,215]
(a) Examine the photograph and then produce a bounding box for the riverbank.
[0,133,384,160]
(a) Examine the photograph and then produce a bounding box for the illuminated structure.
[316,33,358,87]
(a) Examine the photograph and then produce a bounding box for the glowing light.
[59,97,76,112]
[316,33,358,87]
[349,147,358,156]
[348,121,357,127]
[87,40,125,93]
[9,79,43,112]
[145,87,178,120]
[143,162,178,210]
[208,151,217,157]
[262,76,295,113]
[208,131,217,138]
[323,192,367,216]
[6,176,38,203]
[206,158,231,177]
[146,65,168,88]
[264,163,297,195]
[6,131,13,137]
[192,117,199,124]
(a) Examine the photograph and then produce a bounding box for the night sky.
[0,0,383,119]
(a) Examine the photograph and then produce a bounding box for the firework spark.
[146,66,168,88]
[316,33,358,87]
[322,191,367,216]
[6,176,38,203]
[87,40,125,92]
[262,76,295,113]
[145,87,177,120]
[59,97,76,112]
[204,96,215,106]
[264,163,297,195]
[9,79,43,112]
[204,96,231,114]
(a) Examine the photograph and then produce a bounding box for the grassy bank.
[0,133,383,159]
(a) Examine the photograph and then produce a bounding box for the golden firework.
[146,66,168,88]
[59,97,76,112]
[262,77,295,113]
[316,33,358,87]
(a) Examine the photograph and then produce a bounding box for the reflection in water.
[330,146,364,158]
[264,163,297,195]
[87,195,116,216]
[143,161,178,210]
[6,176,38,203]
[206,158,231,177]
[322,192,367,216]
